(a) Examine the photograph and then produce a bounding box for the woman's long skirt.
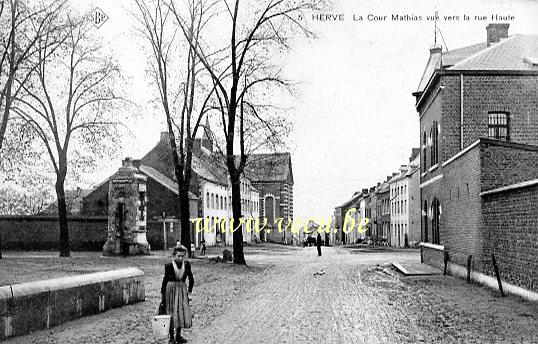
[165,281,193,329]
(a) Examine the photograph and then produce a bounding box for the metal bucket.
[151,315,171,339]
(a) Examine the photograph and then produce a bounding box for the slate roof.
[417,34,538,93]
[450,34,538,70]
[442,42,487,67]
[139,165,198,200]
[139,137,228,186]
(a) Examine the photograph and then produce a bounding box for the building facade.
[243,153,294,244]
[414,23,538,293]
[83,132,264,248]
[389,149,420,247]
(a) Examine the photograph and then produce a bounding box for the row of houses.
[80,120,295,251]
[335,23,537,296]
[332,148,421,248]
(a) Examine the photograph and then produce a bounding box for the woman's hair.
[173,244,188,255]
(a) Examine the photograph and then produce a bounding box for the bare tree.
[133,0,218,257]
[0,0,65,258]
[12,11,125,257]
[170,0,317,264]
[0,0,65,152]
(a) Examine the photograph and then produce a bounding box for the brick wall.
[480,141,538,191]
[0,216,107,251]
[421,244,445,270]
[439,74,538,160]
[419,79,442,176]
[442,144,483,268]
[408,169,421,245]
[481,184,538,292]
[82,182,109,216]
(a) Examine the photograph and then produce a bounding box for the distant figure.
[201,239,206,256]
[316,233,322,257]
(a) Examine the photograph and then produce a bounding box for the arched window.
[430,121,439,166]
[431,198,441,244]
[423,200,429,242]
[265,195,275,226]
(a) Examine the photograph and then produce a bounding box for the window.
[423,201,429,242]
[431,198,441,245]
[488,112,509,141]
[206,192,210,208]
[430,121,439,166]
[422,131,427,171]
[422,131,427,148]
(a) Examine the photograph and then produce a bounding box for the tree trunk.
[179,186,192,256]
[0,225,3,258]
[230,175,245,264]
[56,164,70,257]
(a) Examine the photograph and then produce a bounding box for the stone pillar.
[103,158,151,255]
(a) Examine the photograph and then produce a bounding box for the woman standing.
[161,245,194,343]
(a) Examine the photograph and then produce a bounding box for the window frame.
[488,111,510,141]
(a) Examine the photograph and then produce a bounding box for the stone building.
[413,23,538,294]
[388,149,420,247]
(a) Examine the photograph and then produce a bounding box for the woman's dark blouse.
[161,260,194,295]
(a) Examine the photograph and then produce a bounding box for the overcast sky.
[79,0,538,221]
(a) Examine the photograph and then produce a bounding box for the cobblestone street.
[3,245,537,344]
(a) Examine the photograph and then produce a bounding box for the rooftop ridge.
[449,35,516,70]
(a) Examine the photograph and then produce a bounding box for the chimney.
[430,44,442,56]
[486,23,509,47]
[409,148,420,162]
[122,157,133,167]
[132,159,141,168]
[362,188,369,194]
[386,176,392,182]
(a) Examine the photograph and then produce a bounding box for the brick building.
[243,153,294,244]
[414,23,538,294]
[83,132,262,248]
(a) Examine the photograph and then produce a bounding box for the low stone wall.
[0,216,170,252]
[421,243,445,270]
[0,216,108,251]
[0,268,145,341]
